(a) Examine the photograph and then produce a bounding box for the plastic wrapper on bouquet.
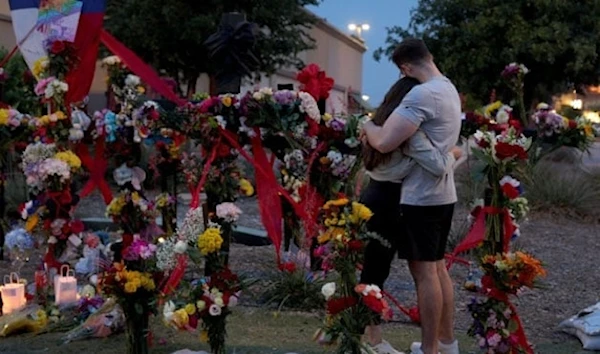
[62,298,125,343]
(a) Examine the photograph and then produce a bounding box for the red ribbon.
[159,254,188,300]
[189,140,221,209]
[220,128,314,263]
[446,206,515,268]
[76,140,113,205]
[46,190,73,219]
[484,287,534,354]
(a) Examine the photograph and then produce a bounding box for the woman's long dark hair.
[363,77,420,171]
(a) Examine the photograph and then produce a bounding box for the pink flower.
[35,77,55,96]
[124,238,157,260]
[486,332,502,347]
[84,233,100,248]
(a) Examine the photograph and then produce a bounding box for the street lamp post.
[348,23,370,40]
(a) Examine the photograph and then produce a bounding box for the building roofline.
[302,7,367,54]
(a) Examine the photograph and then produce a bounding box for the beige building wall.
[0,7,365,114]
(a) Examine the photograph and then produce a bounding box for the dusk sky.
[307,0,419,105]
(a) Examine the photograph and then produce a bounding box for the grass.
[0,307,477,354]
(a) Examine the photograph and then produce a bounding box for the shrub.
[261,264,329,312]
[522,162,600,219]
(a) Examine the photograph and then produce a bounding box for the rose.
[50,41,66,54]
[321,282,336,300]
[494,142,528,161]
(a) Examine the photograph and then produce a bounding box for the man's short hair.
[392,38,432,68]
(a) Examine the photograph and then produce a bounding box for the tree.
[374,0,600,109]
[105,0,321,94]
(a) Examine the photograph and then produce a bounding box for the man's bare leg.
[436,260,455,345]
[409,261,442,354]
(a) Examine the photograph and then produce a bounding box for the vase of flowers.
[123,301,151,354]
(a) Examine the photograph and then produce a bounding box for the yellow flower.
[221,95,233,107]
[184,303,196,315]
[55,150,82,170]
[350,202,373,223]
[131,192,141,203]
[39,115,50,125]
[137,86,146,94]
[584,124,593,137]
[32,57,49,78]
[239,178,254,196]
[124,282,138,293]
[172,309,189,328]
[483,101,503,118]
[197,227,223,255]
[55,111,66,120]
[0,109,8,125]
[323,198,349,210]
[200,330,209,343]
[322,113,333,122]
[26,214,39,232]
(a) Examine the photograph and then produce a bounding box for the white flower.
[298,91,321,123]
[125,74,140,87]
[495,105,512,124]
[174,240,188,254]
[163,301,176,321]
[102,55,121,66]
[209,304,222,316]
[326,150,343,164]
[228,295,239,307]
[499,176,520,188]
[321,282,336,300]
[215,115,227,129]
[214,297,224,307]
[216,202,242,223]
[196,300,206,311]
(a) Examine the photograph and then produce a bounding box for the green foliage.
[262,267,328,312]
[105,0,321,88]
[375,0,600,106]
[0,48,42,114]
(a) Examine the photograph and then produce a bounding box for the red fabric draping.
[160,254,187,297]
[65,13,105,105]
[99,29,186,106]
[188,140,220,209]
[250,129,284,263]
[75,140,113,204]
[446,206,515,268]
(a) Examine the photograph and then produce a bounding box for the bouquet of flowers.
[106,191,158,236]
[532,108,595,152]
[0,107,29,152]
[313,198,390,353]
[4,227,35,272]
[461,102,522,139]
[471,127,531,254]
[501,63,529,125]
[467,252,546,353]
[163,268,243,354]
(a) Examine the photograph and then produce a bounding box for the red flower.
[495,142,527,161]
[362,295,385,314]
[70,219,85,234]
[297,64,334,100]
[508,119,522,133]
[278,261,296,273]
[501,183,520,200]
[347,240,363,252]
[305,117,320,136]
[50,41,66,54]
[326,296,358,315]
[568,120,578,129]
[188,314,199,329]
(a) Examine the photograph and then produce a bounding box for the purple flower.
[124,238,157,260]
[273,90,297,106]
[329,117,346,132]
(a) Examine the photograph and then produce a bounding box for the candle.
[1,273,26,314]
[54,265,78,306]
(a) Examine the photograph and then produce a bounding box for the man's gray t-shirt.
[393,76,461,206]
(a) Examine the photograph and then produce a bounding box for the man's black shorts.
[398,203,455,262]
